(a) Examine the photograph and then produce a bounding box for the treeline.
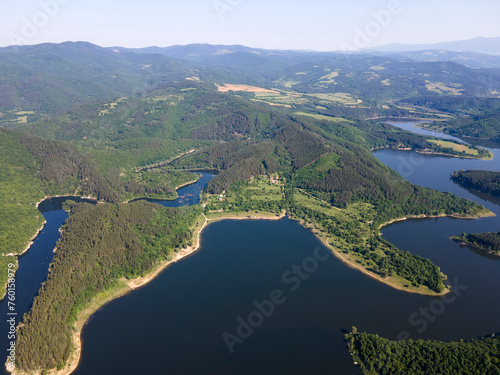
[452,232,500,255]
[173,115,332,194]
[452,170,500,196]
[0,128,46,256]
[345,332,500,375]
[15,201,201,372]
[173,140,284,194]
[19,134,120,203]
[287,201,444,292]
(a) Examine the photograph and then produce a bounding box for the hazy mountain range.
[366,36,500,55]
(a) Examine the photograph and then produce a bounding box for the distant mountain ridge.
[2,40,500,120]
[366,36,500,55]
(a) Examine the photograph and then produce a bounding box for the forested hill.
[2,42,500,124]
[0,42,256,117]
[346,331,500,375]
[422,111,500,142]
[15,201,201,371]
[126,44,500,98]
[451,170,500,196]
[0,128,119,257]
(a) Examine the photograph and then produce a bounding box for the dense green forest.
[0,129,46,256]
[15,201,200,371]
[419,111,500,142]
[452,170,500,196]
[0,128,121,256]
[345,331,500,375]
[2,42,499,373]
[452,231,500,255]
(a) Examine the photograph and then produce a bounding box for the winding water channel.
[3,126,500,375]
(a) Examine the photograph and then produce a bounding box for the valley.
[1,41,500,374]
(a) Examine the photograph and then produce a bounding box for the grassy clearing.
[292,190,446,296]
[295,153,341,183]
[306,92,360,105]
[204,175,283,212]
[425,81,464,96]
[428,139,479,156]
[318,71,339,83]
[217,84,278,93]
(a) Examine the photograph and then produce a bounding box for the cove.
[130,172,216,208]
[70,135,500,374]
[9,130,500,374]
[1,174,213,375]
[70,215,500,375]
[0,197,96,375]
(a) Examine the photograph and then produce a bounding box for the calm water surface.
[0,176,212,375]
[72,126,500,374]
[0,197,96,375]
[6,127,500,375]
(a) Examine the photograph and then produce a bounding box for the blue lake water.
[6,128,500,374]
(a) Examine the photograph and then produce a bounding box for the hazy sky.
[1,0,499,50]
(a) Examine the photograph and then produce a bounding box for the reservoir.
[0,176,211,375]
[7,128,500,374]
[71,125,500,374]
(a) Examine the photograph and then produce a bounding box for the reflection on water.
[132,172,216,208]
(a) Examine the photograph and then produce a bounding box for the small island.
[452,231,500,256]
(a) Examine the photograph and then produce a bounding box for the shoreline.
[451,237,500,258]
[320,233,450,296]
[9,208,491,373]
[121,176,202,203]
[1,195,99,301]
[372,145,493,161]
[415,149,493,161]
[13,211,288,375]
[8,195,100,258]
[289,215,450,297]
[10,213,210,375]
[122,174,202,204]
[377,211,496,231]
